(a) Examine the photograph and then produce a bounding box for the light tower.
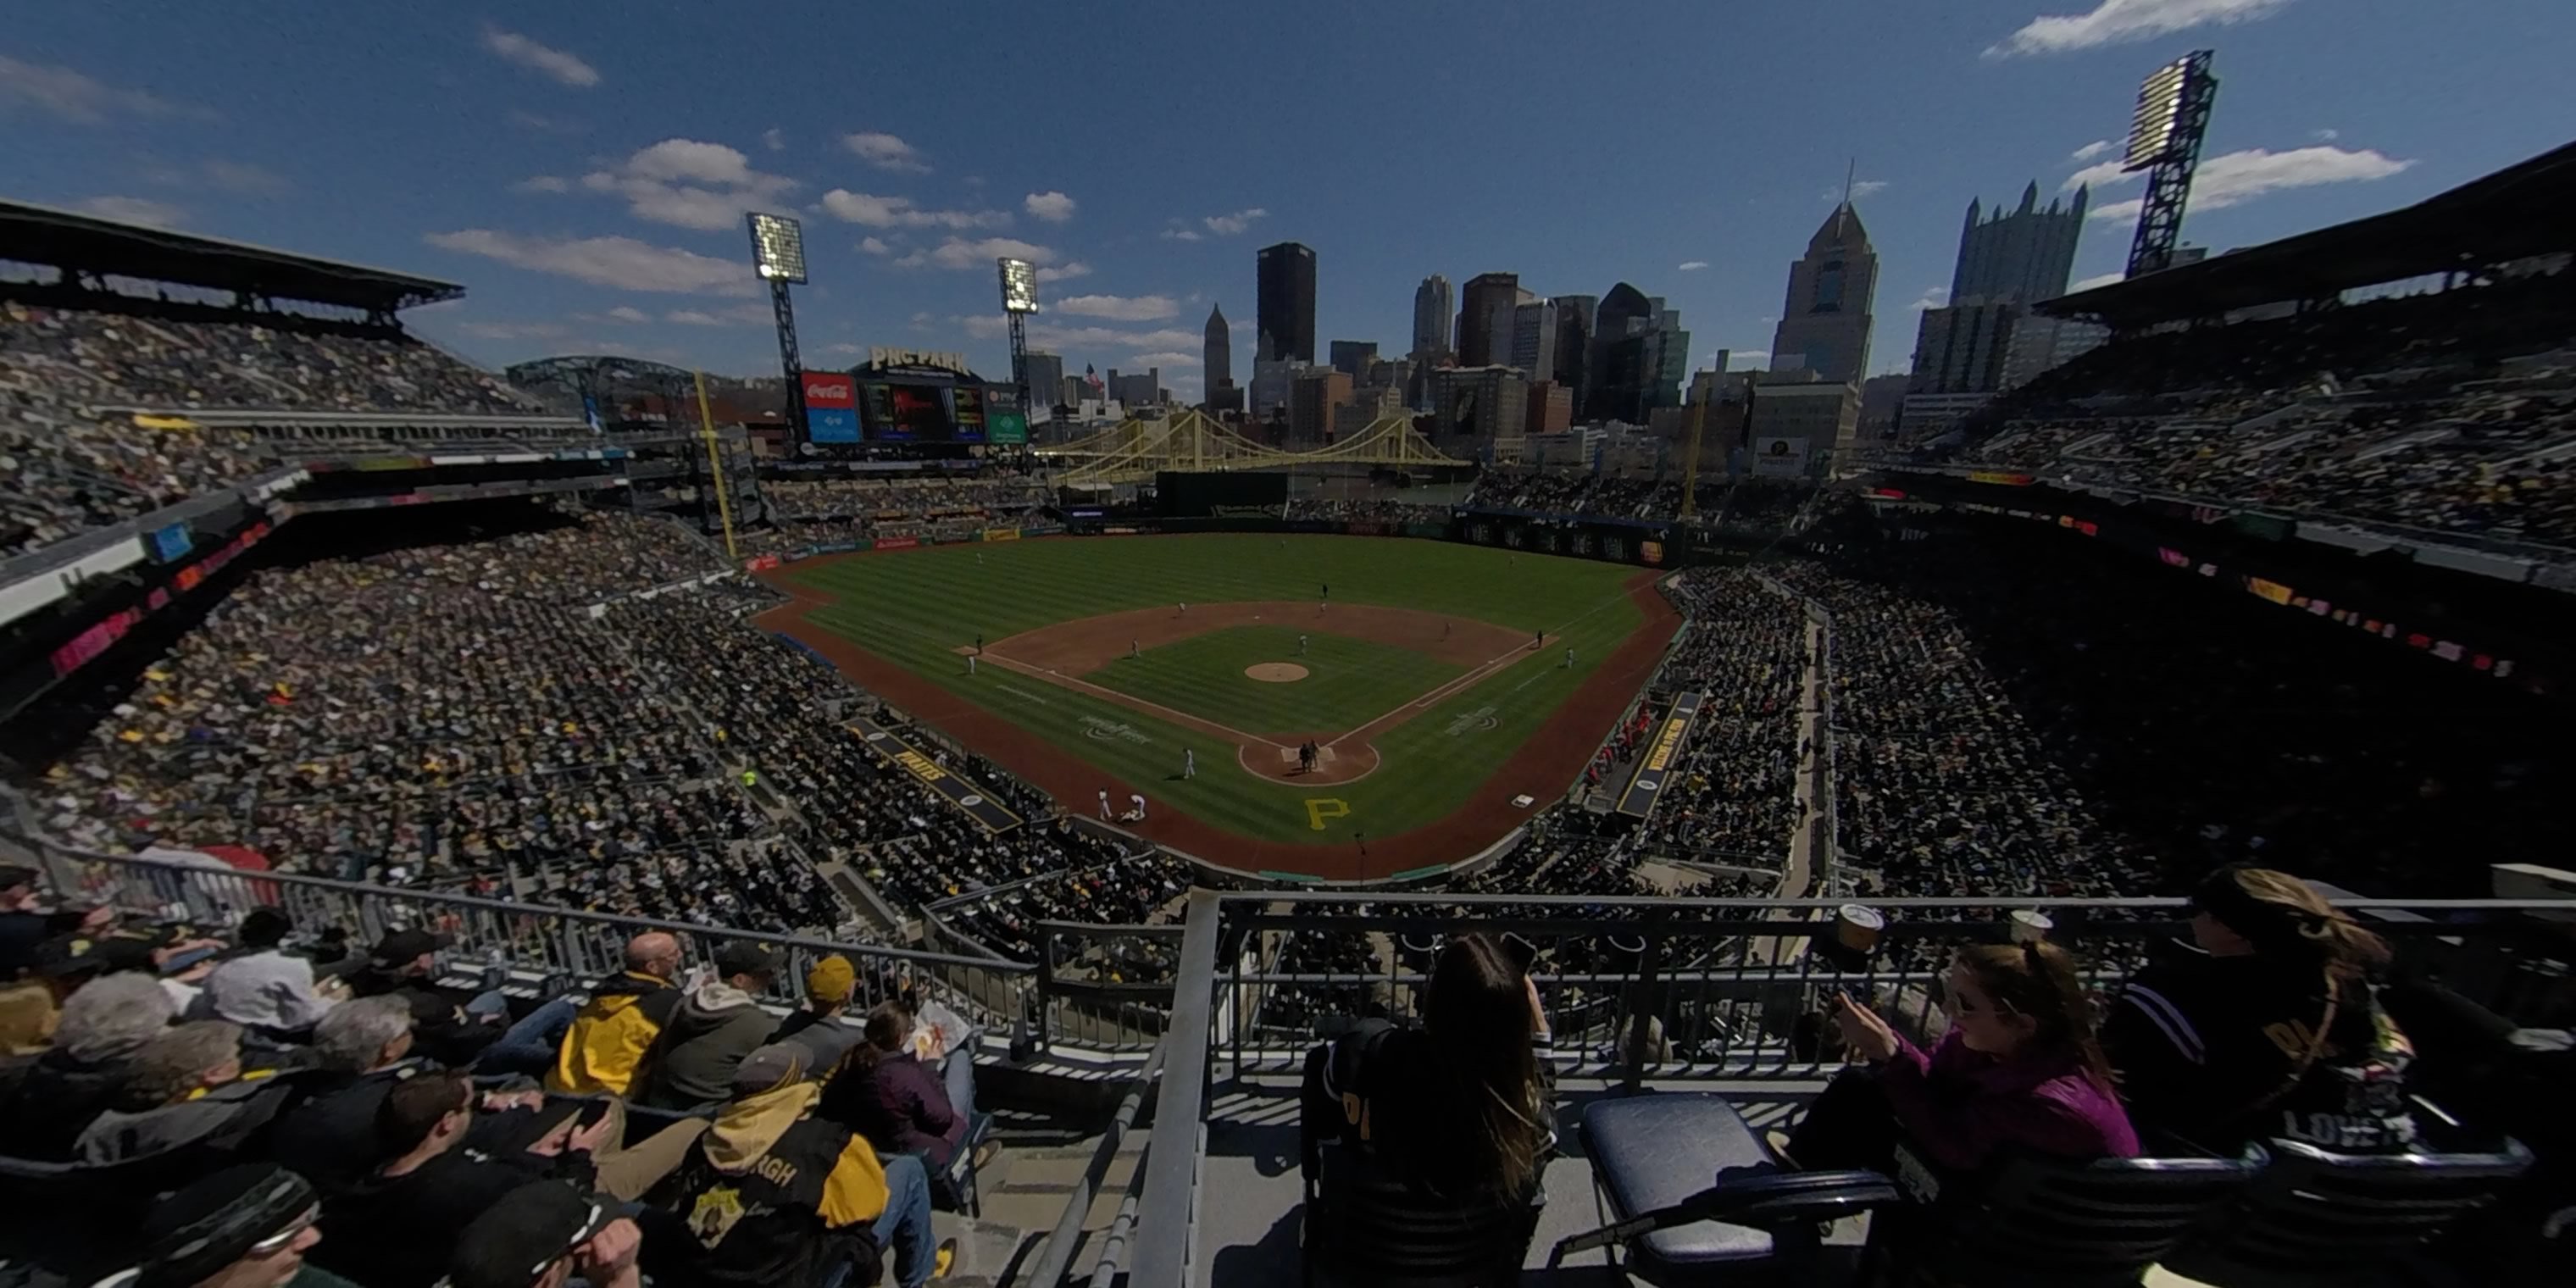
[997,256,1040,420]
[2119,51,2219,280]
[747,211,810,438]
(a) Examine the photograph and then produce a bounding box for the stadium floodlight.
[2123,53,2207,172]
[998,257,1040,314]
[747,212,808,285]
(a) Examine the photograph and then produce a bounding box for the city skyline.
[5,0,2562,402]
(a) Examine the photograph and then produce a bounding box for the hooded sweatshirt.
[548,969,682,1097]
[654,1082,891,1288]
[637,980,777,1110]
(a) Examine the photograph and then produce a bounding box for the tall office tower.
[1411,275,1452,360]
[1022,352,1065,410]
[1652,301,1690,410]
[1768,202,1879,384]
[1455,272,1520,368]
[1289,368,1353,442]
[1328,341,1378,380]
[1952,181,2088,304]
[1907,301,2023,395]
[1550,294,1596,415]
[1431,365,1530,450]
[1202,303,1232,392]
[1585,283,1657,423]
[1509,299,1559,384]
[1256,242,1317,364]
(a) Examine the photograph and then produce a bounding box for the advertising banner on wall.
[987,409,1030,444]
[1752,436,1811,479]
[802,370,860,443]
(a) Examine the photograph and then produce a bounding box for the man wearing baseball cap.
[771,954,863,1073]
[636,941,780,1111]
[445,1181,642,1288]
[115,1163,354,1288]
[655,1043,953,1287]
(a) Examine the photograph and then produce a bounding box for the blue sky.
[7,1,2569,398]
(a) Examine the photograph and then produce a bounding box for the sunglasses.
[1932,969,2021,1018]
[249,1206,322,1256]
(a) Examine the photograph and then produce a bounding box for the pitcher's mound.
[1245,663,1309,683]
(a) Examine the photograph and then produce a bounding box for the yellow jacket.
[547,969,683,1096]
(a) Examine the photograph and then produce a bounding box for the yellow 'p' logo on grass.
[1303,798,1349,830]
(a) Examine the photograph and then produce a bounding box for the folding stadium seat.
[2157,1134,2534,1288]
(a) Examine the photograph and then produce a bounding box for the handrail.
[1129,891,1222,1288]
[1022,1036,1169,1288]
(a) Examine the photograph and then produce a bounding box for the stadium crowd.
[1630,568,1808,860]
[1956,269,2576,547]
[2,293,548,558]
[742,475,1052,553]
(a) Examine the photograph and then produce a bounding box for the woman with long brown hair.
[2103,865,2421,1152]
[1300,931,1554,1204]
[1790,939,2139,1173]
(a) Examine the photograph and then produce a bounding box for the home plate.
[1277,746,1339,765]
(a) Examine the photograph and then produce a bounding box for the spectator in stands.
[313,1071,614,1288]
[772,954,863,1073]
[1791,941,2139,1173]
[652,1042,955,1288]
[200,909,337,1040]
[123,1163,350,1288]
[637,941,779,1111]
[1301,932,1553,1207]
[267,997,430,1192]
[343,928,504,1068]
[822,1002,974,1174]
[448,1181,646,1288]
[0,970,175,1157]
[548,930,685,1097]
[0,864,45,981]
[76,1019,300,1166]
[2105,865,2423,1153]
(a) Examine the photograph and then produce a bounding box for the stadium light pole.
[2119,51,2218,280]
[747,212,811,440]
[998,257,1040,430]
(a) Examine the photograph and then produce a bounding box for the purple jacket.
[1879,1029,2140,1171]
[834,1052,968,1168]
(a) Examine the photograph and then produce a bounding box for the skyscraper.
[1768,203,1879,384]
[1022,352,1065,411]
[1586,284,1658,423]
[1510,299,1558,384]
[1202,303,1231,394]
[1256,242,1317,364]
[1328,341,1378,380]
[1550,294,1596,415]
[1455,272,1520,369]
[1411,275,1452,361]
[1952,181,2088,304]
[1652,301,1690,410]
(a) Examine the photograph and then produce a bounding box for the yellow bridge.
[1036,409,1467,486]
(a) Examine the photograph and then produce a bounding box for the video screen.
[865,382,957,441]
[952,386,986,441]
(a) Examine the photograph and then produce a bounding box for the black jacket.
[0,1046,131,1159]
[266,1059,438,1191]
[310,1133,597,1288]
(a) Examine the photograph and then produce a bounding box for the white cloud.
[2071,139,2117,163]
[2070,270,2128,291]
[1851,180,1889,200]
[762,127,786,152]
[1129,351,1199,367]
[843,131,930,173]
[513,175,572,194]
[1055,294,1180,321]
[1200,208,1268,236]
[2062,158,2135,192]
[0,54,192,123]
[1024,190,1077,223]
[1677,261,1710,272]
[2085,144,2417,223]
[819,189,1008,230]
[1987,0,2294,58]
[824,341,866,356]
[604,306,653,324]
[1909,286,1951,313]
[422,230,757,296]
[508,109,583,135]
[2312,128,2339,142]
[924,236,1055,271]
[480,25,600,87]
[1034,261,1091,284]
[1725,350,1770,370]
[858,236,892,256]
[1159,225,1204,242]
[663,304,773,327]
[457,320,570,341]
[578,138,797,230]
[200,160,287,195]
[76,196,185,228]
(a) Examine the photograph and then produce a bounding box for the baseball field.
[753,534,1677,880]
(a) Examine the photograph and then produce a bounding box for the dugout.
[1156,470,1288,519]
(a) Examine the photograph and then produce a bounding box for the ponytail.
[2192,866,2389,981]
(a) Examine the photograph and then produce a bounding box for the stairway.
[931,1110,1150,1287]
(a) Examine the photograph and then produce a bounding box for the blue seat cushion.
[1582,1094,1785,1270]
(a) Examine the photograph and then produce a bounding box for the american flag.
[1085,364,1104,392]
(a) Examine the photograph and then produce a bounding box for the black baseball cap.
[447,1182,607,1288]
[132,1164,320,1288]
[713,941,777,979]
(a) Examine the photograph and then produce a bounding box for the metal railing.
[11,839,1036,1038]
[1125,886,2576,1288]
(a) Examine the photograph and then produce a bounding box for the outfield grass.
[1085,625,1462,735]
[788,535,1648,849]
